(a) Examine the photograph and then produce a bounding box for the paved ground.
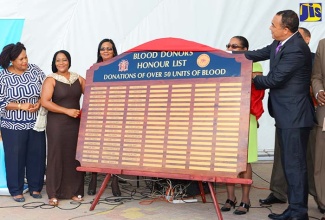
[0,162,324,220]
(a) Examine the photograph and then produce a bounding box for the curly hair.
[0,42,26,69]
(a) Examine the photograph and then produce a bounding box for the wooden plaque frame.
[76,38,253,219]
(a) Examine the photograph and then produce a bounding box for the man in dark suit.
[260,27,319,211]
[245,10,315,220]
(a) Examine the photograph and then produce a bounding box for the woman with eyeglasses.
[41,50,86,206]
[87,38,121,197]
[221,36,265,215]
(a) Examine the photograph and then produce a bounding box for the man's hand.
[317,90,325,106]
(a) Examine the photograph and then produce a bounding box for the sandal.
[221,198,237,212]
[72,195,84,202]
[49,198,59,206]
[233,201,250,215]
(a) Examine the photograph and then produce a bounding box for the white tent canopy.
[0,0,324,158]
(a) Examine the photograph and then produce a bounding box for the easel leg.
[198,181,207,203]
[208,182,223,220]
[89,174,111,211]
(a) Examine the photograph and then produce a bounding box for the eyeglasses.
[226,44,244,49]
[100,47,113,51]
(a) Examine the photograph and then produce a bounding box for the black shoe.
[111,175,121,197]
[233,201,250,215]
[30,192,42,199]
[88,189,96,196]
[268,209,291,220]
[13,195,25,202]
[220,198,237,212]
[260,193,286,205]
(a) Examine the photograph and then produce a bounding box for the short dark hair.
[0,42,26,69]
[232,36,249,50]
[299,27,311,38]
[51,50,71,73]
[276,10,299,33]
[96,38,118,63]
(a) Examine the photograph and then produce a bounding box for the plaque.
[76,38,253,217]
[76,38,252,181]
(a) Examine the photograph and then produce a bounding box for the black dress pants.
[276,127,310,217]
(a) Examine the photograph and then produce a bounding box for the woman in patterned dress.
[41,50,85,206]
[0,42,46,202]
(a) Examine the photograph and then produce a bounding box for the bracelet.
[18,103,21,110]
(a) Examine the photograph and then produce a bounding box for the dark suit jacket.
[244,32,315,129]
